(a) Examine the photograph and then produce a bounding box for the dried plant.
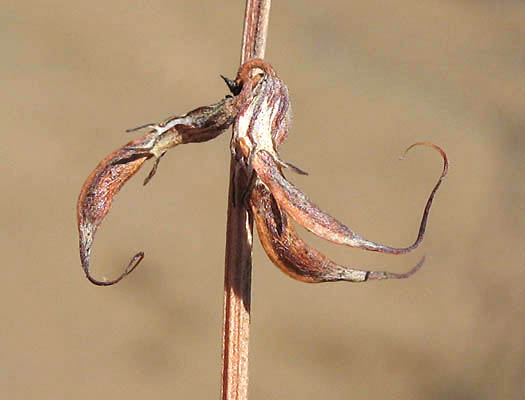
[76,2,447,398]
[77,59,447,286]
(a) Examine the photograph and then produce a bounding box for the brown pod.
[77,97,239,286]
[250,181,424,283]
[251,143,448,255]
[77,132,155,286]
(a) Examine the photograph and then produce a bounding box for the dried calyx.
[77,59,448,286]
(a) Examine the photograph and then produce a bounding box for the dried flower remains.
[77,59,448,286]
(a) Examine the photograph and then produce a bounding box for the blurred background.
[2,1,524,399]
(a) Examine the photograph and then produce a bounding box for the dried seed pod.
[77,97,239,285]
[77,132,154,286]
[250,181,424,282]
[76,56,449,287]
[229,59,448,275]
[251,143,448,255]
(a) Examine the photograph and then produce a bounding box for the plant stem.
[240,0,271,64]
[221,1,271,399]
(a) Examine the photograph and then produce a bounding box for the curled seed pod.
[250,181,424,283]
[77,56,449,287]
[229,59,448,278]
[251,143,448,255]
[77,97,239,286]
[77,132,154,286]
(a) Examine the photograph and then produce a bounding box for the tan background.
[3,1,524,399]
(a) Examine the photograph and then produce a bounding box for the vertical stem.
[240,0,271,64]
[221,1,271,400]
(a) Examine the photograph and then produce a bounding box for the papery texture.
[77,98,238,285]
[252,144,448,254]
[250,182,424,282]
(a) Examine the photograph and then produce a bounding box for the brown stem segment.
[221,1,271,399]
